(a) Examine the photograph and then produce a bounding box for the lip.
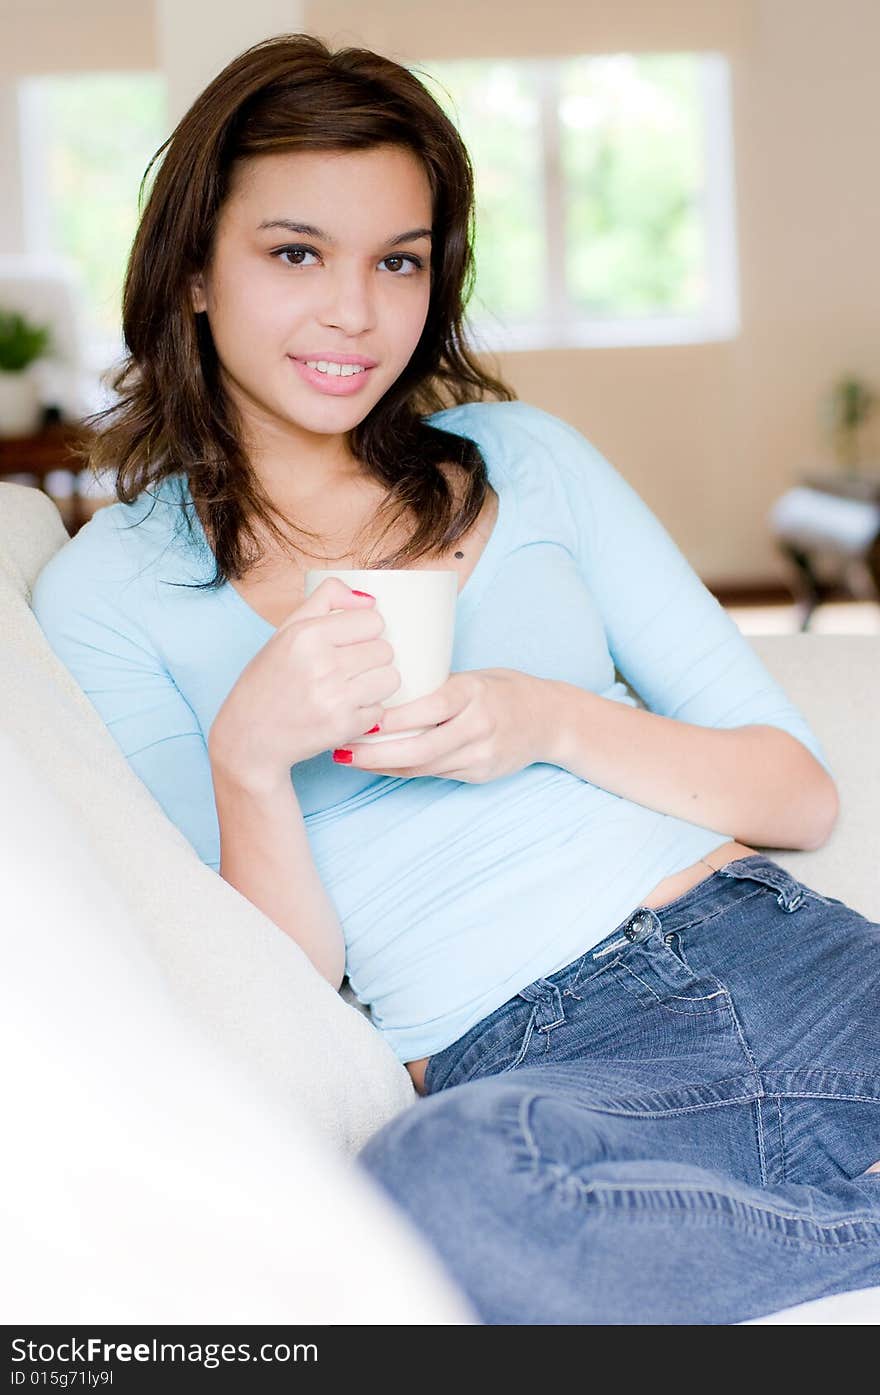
[291,352,378,367]
[288,355,376,396]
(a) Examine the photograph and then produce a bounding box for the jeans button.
[625,913,650,940]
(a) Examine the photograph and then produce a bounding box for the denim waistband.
[508,855,795,1031]
[425,854,812,1086]
[585,852,810,957]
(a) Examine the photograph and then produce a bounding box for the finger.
[380,680,460,734]
[337,737,429,768]
[364,767,419,779]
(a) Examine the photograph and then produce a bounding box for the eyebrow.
[257,219,433,247]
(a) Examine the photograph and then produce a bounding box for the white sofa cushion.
[0,482,418,1155]
[0,731,476,1323]
[745,632,879,921]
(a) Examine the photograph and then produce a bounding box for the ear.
[190,272,207,315]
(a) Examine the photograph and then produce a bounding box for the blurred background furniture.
[768,473,880,631]
[0,252,114,531]
[0,422,103,533]
[0,253,98,426]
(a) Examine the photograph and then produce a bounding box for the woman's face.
[190,144,434,460]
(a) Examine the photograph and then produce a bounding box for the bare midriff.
[404,837,759,1097]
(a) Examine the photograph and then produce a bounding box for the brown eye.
[272,246,319,267]
[381,255,422,275]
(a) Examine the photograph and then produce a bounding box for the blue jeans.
[356,855,880,1324]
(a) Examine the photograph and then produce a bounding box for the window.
[416,52,738,349]
[16,56,737,365]
[18,71,168,374]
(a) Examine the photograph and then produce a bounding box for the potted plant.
[0,309,52,437]
[821,375,877,477]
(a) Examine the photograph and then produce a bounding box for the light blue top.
[31,400,833,1064]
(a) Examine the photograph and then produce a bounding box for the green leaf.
[0,310,52,372]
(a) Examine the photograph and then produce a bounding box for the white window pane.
[20,72,167,351]
[560,53,707,316]
[415,61,545,322]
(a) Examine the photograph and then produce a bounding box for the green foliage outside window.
[27,73,166,342]
[420,52,708,324]
[561,54,705,314]
[27,55,710,349]
[417,60,545,323]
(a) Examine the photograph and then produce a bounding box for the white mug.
[303,568,458,744]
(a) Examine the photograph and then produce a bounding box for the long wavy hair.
[76,32,517,589]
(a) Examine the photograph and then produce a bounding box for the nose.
[317,261,377,337]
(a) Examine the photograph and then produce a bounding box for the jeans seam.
[722,988,769,1185]
[582,1093,762,1119]
[433,956,626,1090]
[663,929,697,974]
[498,1004,538,1073]
[774,1089,880,1102]
[719,862,835,913]
[655,913,775,1185]
[774,1095,787,1185]
[510,1097,880,1243]
[754,1096,769,1190]
[571,1186,880,1245]
[617,963,732,1014]
[582,1089,880,1119]
[562,953,590,996]
[665,887,767,935]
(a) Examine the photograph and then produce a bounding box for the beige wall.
[1,0,877,585]
[306,0,880,585]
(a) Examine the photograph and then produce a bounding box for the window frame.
[461,50,740,352]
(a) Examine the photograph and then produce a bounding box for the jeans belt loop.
[519,978,567,1032]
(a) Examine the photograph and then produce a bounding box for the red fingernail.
[352,590,374,598]
[364,724,381,735]
[333,749,353,762]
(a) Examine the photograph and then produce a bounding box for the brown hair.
[77,32,517,589]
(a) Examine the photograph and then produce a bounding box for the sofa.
[2,478,878,1324]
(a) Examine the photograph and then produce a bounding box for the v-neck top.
[208,441,512,633]
[31,400,833,1064]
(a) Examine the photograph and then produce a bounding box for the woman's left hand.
[332,668,549,783]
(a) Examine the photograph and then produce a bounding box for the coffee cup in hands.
[303,569,458,744]
[207,576,399,785]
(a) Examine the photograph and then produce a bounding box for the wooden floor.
[725,598,880,636]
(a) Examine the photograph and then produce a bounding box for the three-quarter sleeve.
[31,539,221,870]
[522,404,835,778]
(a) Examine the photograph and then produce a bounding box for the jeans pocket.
[611,928,731,1017]
[660,927,703,976]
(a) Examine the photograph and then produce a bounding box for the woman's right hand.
[207,578,400,787]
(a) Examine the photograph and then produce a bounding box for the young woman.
[32,34,880,1324]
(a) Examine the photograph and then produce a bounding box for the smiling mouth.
[297,360,367,377]
[288,356,377,393]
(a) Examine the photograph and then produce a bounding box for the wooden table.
[0,424,101,534]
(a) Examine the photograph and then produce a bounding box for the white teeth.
[303,359,366,377]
